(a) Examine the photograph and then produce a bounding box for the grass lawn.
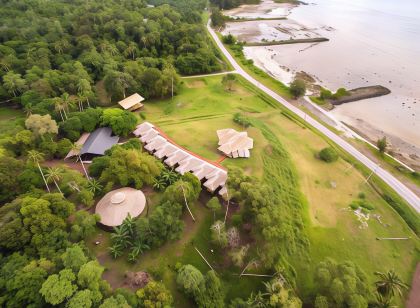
[90,75,418,304]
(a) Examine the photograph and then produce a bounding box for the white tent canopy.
[216,128,253,158]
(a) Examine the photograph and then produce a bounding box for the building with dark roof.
[65,127,119,161]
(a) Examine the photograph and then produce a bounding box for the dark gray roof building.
[80,127,119,156]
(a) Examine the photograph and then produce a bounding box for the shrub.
[233,113,252,128]
[222,34,236,45]
[320,88,333,100]
[332,87,349,99]
[319,147,339,163]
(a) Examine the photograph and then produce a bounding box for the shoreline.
[221,1,419,169]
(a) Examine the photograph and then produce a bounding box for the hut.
[95,187,146,227]
[118,93,145,111]
[216,128,253,158]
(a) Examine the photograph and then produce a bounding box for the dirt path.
[407,263,420,308]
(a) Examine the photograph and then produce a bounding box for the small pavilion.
[118,93,145,111]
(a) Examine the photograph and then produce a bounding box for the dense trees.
[100,108,137,136]
[0,0,223,111]
[176,265,225,307]
[313,258,371,307]
[210,0,260,10]
[93,147,163,190]
[136,281,173,307]
[227,167,309,268]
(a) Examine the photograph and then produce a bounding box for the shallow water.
[235,0,420,148]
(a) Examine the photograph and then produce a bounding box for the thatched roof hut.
[95,187,146,227]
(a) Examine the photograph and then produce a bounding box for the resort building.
[118,93,145,111]
[134,122,228,196]
[65,127,119,161]
[216,128,253,158]
[95,187,146,227]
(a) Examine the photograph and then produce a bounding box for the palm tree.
[247,292,267,308]
[373,292,397,308]
[128,238,150,262]
[61,92,75,114]
[71,143,89,179]
[87,179,102,196]
[109,243,124,259]
[375,270,409,299]
[153,177,166,191]
[27,150,50,193]
[121,214,136,237]
[45,167,63,194]
[54,97,67,121]
[24,103,34,117]
[111,225,131,249]
[77,79,92,108]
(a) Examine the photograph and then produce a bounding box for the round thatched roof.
[95,187,146,227]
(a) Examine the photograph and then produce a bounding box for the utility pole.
[171,75,174,100]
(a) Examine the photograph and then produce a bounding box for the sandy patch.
[223,0,294,19]
[185,80,206,88]
[222,19,323,43]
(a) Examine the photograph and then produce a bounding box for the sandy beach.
[222,0,420,168]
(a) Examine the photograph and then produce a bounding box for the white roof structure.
[95,187,146,227]
[217,128,253,158]
[134,122,228,196]
[118,93,145,111]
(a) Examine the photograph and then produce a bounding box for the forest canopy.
[0,0,223,110]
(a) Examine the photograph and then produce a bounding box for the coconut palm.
[61,92,75,114]
[375,270,409,299]
[54,97,67,121]
[87,178,102,196]
[77,79,92,108]
[45,167,63,194]
[71,143,89,179]
[27,150,50,193]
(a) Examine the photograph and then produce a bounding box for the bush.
[289,79,306,98]
[222,34,236,45]
[320,88,333,100]
[233,113,252,128]
[349,199,375,211]
[332,87,349,99]
[319,147,339,163]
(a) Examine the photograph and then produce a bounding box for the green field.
[89,75,418,304]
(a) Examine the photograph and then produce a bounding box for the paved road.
[207,21,420,213]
